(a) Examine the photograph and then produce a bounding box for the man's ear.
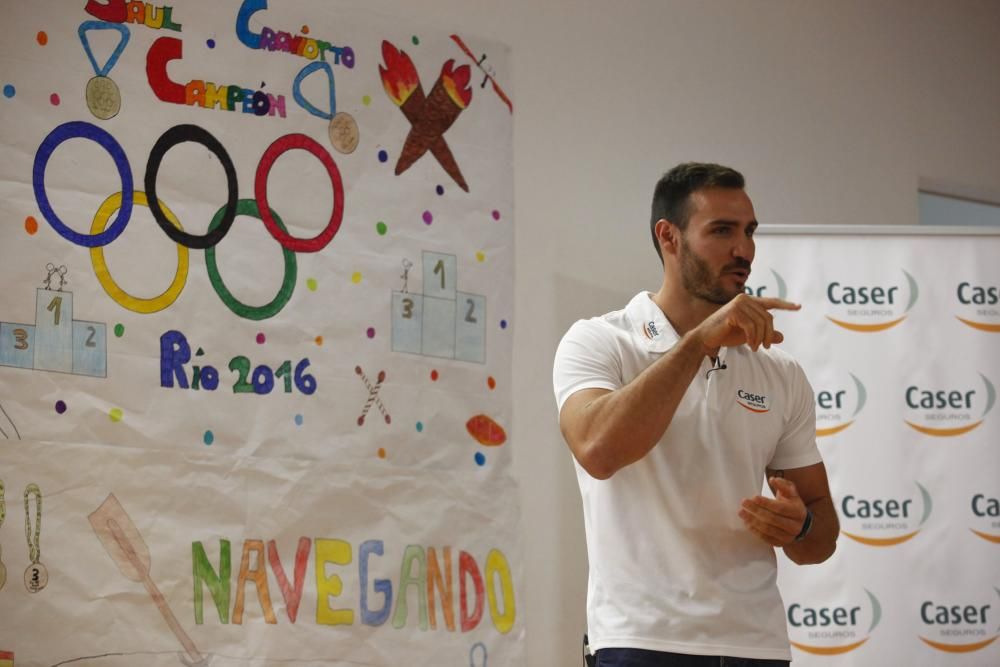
[655,219,680,257]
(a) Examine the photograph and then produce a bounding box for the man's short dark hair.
[650,162,745,261]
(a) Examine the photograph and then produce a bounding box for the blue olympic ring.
[32,121,134,248]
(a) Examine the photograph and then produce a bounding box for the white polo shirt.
[553,292,821,660]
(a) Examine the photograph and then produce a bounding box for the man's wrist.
[794,508,814,542]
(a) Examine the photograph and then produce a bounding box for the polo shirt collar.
[625,291,736,364]
[625,291,680,353]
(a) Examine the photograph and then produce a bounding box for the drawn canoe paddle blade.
[89,493,209,666]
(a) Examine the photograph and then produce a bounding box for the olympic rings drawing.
[32,120,345,319]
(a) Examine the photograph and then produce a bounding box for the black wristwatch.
[794,509,814,542]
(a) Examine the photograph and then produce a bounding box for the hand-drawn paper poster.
[0,2,519,665]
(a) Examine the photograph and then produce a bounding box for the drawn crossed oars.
[355,366,390,426]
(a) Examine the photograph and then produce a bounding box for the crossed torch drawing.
[379,40,473,192]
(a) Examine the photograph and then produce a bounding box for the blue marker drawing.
[78,21,130,78]
[292,61,336,120]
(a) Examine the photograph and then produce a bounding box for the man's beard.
[679,235,749,305]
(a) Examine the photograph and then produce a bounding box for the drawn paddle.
[89,493,206,666]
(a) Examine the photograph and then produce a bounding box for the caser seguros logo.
[955,280,1000,332]
[743,268,787,300]
[825,269,918,332]
[904,372,996,437]
[918,588,1000,653]
[815,372,866,437]
[840,481,932,546]
[787,588,882,655]
[969,492,1000,544]
[736,388,769,413]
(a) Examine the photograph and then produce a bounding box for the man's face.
[676,187,757,305]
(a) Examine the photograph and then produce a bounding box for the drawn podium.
[391,251,486,364]
[0,287,107,377]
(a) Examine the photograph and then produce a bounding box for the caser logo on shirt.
[736,389,769,413]
[642,320,660,339]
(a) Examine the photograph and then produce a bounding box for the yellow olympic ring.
[89,191,189,313]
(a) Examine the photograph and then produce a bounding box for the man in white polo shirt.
[553,163,838,666]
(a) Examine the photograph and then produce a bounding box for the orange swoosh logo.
[826,315,906,332]
[919,635,998,653]
[737,402,769,413]
[790,638,868,655]
[842,530,919,546]
[817,421,853,437]
[971,529,1000,543]
[956,317,1000,332]
[905,420,983,437]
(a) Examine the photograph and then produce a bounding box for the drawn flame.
[440,59,472,109]
[379,41,419,106]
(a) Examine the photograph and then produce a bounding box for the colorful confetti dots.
[430,370,439,381]
[487,376,496,390]
[475,452,486,466]
[203,430,214,445]
[362,95,372,106]
[377,448,387,459]
[351,272,362,284]
[412,35,420,45]
[294,414,304,426]
[256,332,266,344]
[492,210,501,221]
[37,31,48,46]
[206,38,216,48]
[422,211,433,225]
[109,408,123,422]
[3,85,15,98]
[376,221,387,235]
[366,327,376,339]
[24,216,38,235]
[301,25,310,34]
[49,93,60,106]
[114,323,125,337]
[416,421,424,432]
[436,185,444,195]
[500,319,508,329]
[306,278,318,291]
[475,251,486,262]
[314,335,324,345]
[55,400,67,414]
[378,149,388,163]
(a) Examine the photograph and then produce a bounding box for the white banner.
[0,2,520,665]
[757,229,1000,665]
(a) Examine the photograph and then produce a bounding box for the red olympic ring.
[254,133,344,253]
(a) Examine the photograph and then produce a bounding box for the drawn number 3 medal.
[24,483,47,593]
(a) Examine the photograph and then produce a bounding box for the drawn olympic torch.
[90,494,208,667]
[379,41,472,192]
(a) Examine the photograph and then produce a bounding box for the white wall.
[350,1,1000,663]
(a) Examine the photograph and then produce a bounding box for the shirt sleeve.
[768,360,823,470]
[552,319,623,414]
